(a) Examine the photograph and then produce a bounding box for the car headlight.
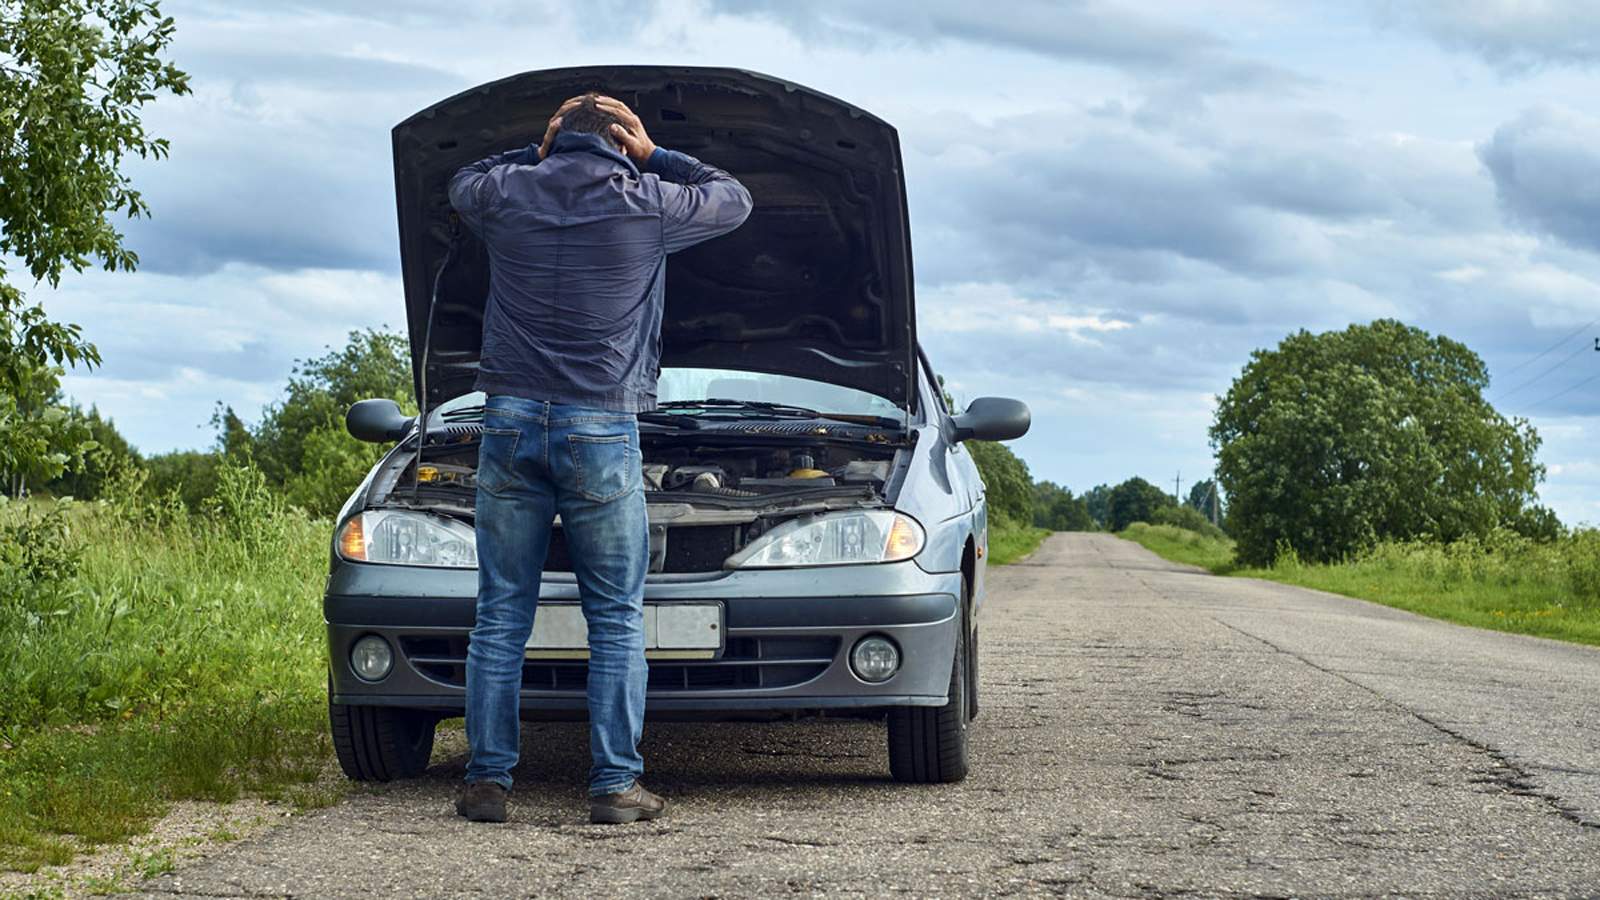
[725,511,924,569]
[337,510,478,568]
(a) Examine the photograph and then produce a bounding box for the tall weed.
[0,459,335,870]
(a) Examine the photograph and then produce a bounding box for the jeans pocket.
[568,434,634,504]
[477,427,521,495]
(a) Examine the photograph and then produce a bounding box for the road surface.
[124,533,1600,898]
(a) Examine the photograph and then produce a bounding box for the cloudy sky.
[41,0,1600,525]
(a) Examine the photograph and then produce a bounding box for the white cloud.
[1377,0,1600,73]
[921,284,1132,344]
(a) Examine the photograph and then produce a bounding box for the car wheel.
[887,590,971,783]
[329,687,437,781]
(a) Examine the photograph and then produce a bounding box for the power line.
[1497,313,1600,379]
[1522,369,1600,416]
[1492,341,1591,404]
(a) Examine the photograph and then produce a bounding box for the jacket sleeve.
[646,148,753,254]
[447,145,540,235]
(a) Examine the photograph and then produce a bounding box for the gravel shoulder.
[96,532,1600,898]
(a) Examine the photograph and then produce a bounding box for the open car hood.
[392,66,917,413]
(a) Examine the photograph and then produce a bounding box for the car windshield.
[657,368,900,417]
[435,369,902,421]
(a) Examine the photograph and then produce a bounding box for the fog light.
[351,635,394,682]
[850,635,900,683]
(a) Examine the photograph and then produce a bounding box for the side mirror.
[346,399,414,443]
[950,397,1031,443]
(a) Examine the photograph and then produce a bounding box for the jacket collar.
[549,131,640,178]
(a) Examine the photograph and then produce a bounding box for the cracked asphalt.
[123,533,1600,898]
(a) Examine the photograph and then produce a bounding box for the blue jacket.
[447,132,752,412]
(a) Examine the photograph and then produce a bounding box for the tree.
[243,329,416,517]
[1185,478,1223,527]
[43,404,137,499]
[0,354,88,497]
[0,1,188,484]
[1081,484,1111,529]
[143,448,222,511]
[967,440,1032,529]
[1032,480,1092,531]
[1107,476,1175,531]
[1210,319,1549,566]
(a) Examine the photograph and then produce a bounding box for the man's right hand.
[596,96,658,166]
[538,96,587,160]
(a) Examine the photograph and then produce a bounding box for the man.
[447,93,752,824]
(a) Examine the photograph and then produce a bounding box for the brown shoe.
[455,781,508,822]
[589,780,667,824]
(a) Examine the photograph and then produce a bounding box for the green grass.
[1120,522,1600,647]
[989,524,1050,565]
[1118,522,1238,575]
[0,467,339,873]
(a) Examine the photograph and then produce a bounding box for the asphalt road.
[124,533,1600,898]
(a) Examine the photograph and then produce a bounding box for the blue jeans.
[465,396,649,795]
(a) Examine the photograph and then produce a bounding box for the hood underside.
[392,66,917,412]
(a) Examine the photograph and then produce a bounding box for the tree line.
[26,330,415,518]
[964,437,1224,539]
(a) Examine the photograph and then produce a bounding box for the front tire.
[888,610,971,783]
[329,691,437,781]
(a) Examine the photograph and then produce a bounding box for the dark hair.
[559,93,623,151]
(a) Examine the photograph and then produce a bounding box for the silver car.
[325,66,1030,785]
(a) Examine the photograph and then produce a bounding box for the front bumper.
[327,590,958,715]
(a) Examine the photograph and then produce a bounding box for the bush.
[1565,528,1600,606]
[0,499,82,616]
[1150,504,1227,541]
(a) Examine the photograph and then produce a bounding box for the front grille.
[400,635,838,693]
[543,525,738,574]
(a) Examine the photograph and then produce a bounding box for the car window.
[435,391,486,417]
[657,367,901,417]
[433,370,903,419]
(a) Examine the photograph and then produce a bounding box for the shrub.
[0,499,82,615]
[1150,504,1227,541]
[1564,528,1600,608]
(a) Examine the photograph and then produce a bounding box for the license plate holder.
[524,603,723,660]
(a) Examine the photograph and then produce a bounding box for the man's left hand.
[596,96,658,166]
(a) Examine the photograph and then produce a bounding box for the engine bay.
[364,426,910,573]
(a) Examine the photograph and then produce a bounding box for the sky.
[37,0,1600,525]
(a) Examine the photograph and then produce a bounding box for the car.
[325,65,1030,785]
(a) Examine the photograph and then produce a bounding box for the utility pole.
[1208,476,1219,527]
[1174,471,1182,504]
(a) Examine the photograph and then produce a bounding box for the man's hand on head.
[538,96,587,160]
[596,96,658,166]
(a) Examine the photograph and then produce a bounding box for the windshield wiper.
[658,398,823,416]
[438,404,702,430]
[439,404,485,421]
[637,411,703,429]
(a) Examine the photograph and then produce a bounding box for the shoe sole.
[457,803,508,823]
[589,804,665,824]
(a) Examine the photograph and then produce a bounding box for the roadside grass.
[1117,522,1237,575]
[1120,522,1600,647]
[989,524,1050,565]
[0,464,338,873]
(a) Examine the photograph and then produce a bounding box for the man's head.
[557,93,623,151]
